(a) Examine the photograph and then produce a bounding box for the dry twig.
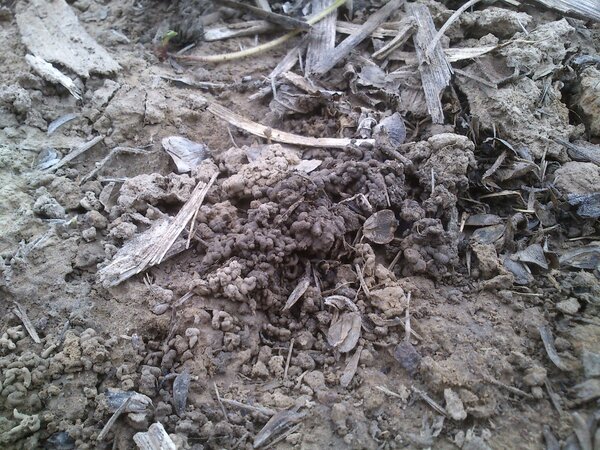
[407,3,451,124]
[207,100,374,148]
[173,0,346,63]
[44,135,104,173]
[312,0,404,74]
[12,302,41,344]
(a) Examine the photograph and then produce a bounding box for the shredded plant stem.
[171,0,347,63]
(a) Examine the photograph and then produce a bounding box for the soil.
[0,1,599,449]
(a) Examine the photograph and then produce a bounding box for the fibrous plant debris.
[2,0,600,449]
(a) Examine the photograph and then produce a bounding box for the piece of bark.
[16,0,119,77]
[312,0,404,75]
[526,0,600,22]
[25,55,82,100]
[97,173,218,287]
[305,0,337,73]
[372,17,417,60]
[215,0,309,30]
[336,20,401,38]
[133,423,177,450]
[406,3,452,124]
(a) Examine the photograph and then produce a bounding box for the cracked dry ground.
[1,1,600,450]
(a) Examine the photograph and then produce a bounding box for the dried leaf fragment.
[292,159,323,173]
[464,214,502,227]
[161,136,209,173]
[282,278,310,311]
[253,408,306,448]
[393,341,421,376]
[559,244,600,270]
[503,257,532,285]
[511,243,548,270]
[324,295,359,312]
[105,389,153,413]
[470,224,505,244]
[538,326,569,371]
[567,193,600,219]
[173,370,191,416]
[374,112,407,147]
[340,345,363,388]
[363,209,398,244]
[327,311,361,353]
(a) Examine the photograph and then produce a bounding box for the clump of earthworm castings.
[384,133,477,278]
[187,136,477,310]
[188,143,413,311]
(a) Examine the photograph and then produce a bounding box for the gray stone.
[556,297,580,315]
[582,350,600,378]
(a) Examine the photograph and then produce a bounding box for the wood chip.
[407,3,452,124]
[305,0,337,74]
[16,0,120,77]
[336,20,400,38]
[311,0,404,75]
[97,173,218,287]
[26,55,82,100]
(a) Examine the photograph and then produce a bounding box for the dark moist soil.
[1,0,600,449]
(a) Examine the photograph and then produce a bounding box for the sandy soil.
[0,1,599,449]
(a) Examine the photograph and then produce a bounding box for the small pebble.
[444,388,467,421]
[582,350,600,378]
[523,366,547,387]
[556,298,580,315]
[81,227,96,242]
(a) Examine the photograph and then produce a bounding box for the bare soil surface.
[1,1,599,449]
